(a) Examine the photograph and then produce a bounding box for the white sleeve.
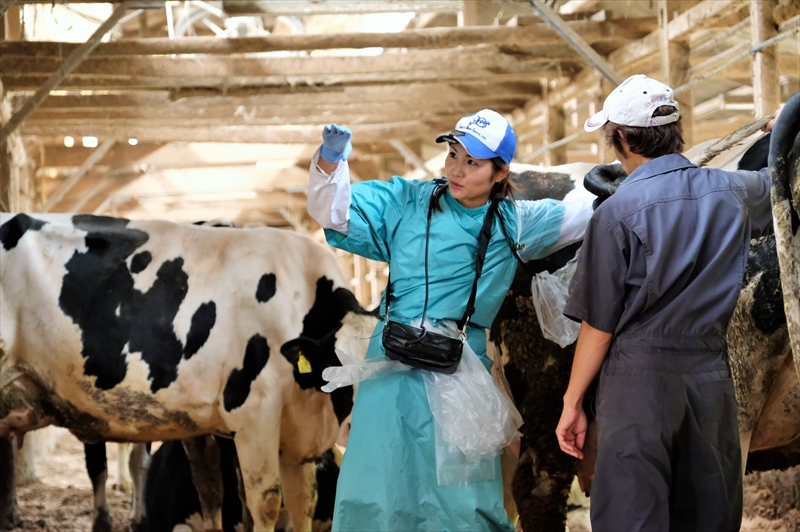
[552,197,594,250]
[307,148,352,234]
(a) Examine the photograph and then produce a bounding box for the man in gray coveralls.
[555,74,780,531]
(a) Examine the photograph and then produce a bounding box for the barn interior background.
[1,2,799,529]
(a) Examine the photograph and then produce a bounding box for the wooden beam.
[608,0,746,74]
[2,69,555,91]
[29,99,525,123]
[42,139,115,212]
[750,0,780,118]
[558,0,599,15]
[390,140,435,180]
[0,21,658,57]
[0,46,571,78]
[222,1,460,16]
[530,0,624,86]
[0,3,128,146]
[25,86,535,111]
[20,121,435,144]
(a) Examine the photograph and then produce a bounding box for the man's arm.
[555,321,612,459]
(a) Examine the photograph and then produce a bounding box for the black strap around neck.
[384,181,498,333]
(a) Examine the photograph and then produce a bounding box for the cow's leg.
[0,438,20,531]
[233,425,282,532]
[84,443,112,532]
[129,443,150,532]
[182,435,224,531]
[232,443,254,532]
[280,461,317,532]
[114,443,133,494]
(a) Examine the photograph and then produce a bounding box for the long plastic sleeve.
[552,197,595,251]
[307,147,352,234]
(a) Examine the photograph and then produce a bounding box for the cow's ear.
[280,337,320,375]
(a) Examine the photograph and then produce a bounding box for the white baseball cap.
[435,109,517,164]
[584,74,680,132]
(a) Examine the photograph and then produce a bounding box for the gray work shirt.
[564,153,771,340]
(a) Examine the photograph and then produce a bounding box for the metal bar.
[521,130,589,163]
[43,139,115,212]
[0,0,18,18]
[676,24,800,95]
[529,0,623,86]
[390,139,436,180]
[0,2,128,146]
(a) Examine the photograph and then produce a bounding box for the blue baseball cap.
[435,109,517,164]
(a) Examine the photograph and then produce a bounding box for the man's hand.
[556,404,587,459]
[763,105,784,132]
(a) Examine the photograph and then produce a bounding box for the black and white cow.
[0,215,377,531]
[493,103,800,531]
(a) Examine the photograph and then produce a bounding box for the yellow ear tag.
[297,352,312,374]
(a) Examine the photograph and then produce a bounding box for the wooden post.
[0,2,128,145]
[3,4,21,41]
[750,0,779,117]
[596,79,617,163]
[545,103,567,166]
[659,0,694,147]
[461,0,479,26]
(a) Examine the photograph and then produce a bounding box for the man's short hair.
[603,106,684,158]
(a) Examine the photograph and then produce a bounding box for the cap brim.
[435,131,497,159]
[584,110,608,132]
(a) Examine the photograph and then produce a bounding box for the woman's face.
[444,142,507,209]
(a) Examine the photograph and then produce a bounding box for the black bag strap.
[495,211,535,276]
[384,180,497,335]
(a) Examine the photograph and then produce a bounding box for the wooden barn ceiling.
[1,0,799,228]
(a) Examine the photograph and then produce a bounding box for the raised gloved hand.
[320,124,353,163]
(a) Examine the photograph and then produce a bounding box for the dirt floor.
[7,428,800,532]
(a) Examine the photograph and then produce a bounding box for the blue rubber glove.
[320,124,353,163]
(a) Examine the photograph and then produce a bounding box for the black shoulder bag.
[381,182,499,374]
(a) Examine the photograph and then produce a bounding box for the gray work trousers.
[590,337,743,532]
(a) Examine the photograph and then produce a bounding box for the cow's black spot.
[0,213,46,250]
[183,302,216,360]
[256,273,277,303]
[223,334,270,412]
[59,218,150,389]
[745,235,785,335]
[59,215,207,392]
[510,171,575,201]
[130,251,152,274]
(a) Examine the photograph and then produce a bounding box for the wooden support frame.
[750,0,780,117]
[530,0,624,86]
[659,0,694,147]
[42,140,115,212]
[0,21,652,57]
[0,2,128,146]
[389,140,436,180]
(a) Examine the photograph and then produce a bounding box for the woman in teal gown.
[308,109,593,531]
